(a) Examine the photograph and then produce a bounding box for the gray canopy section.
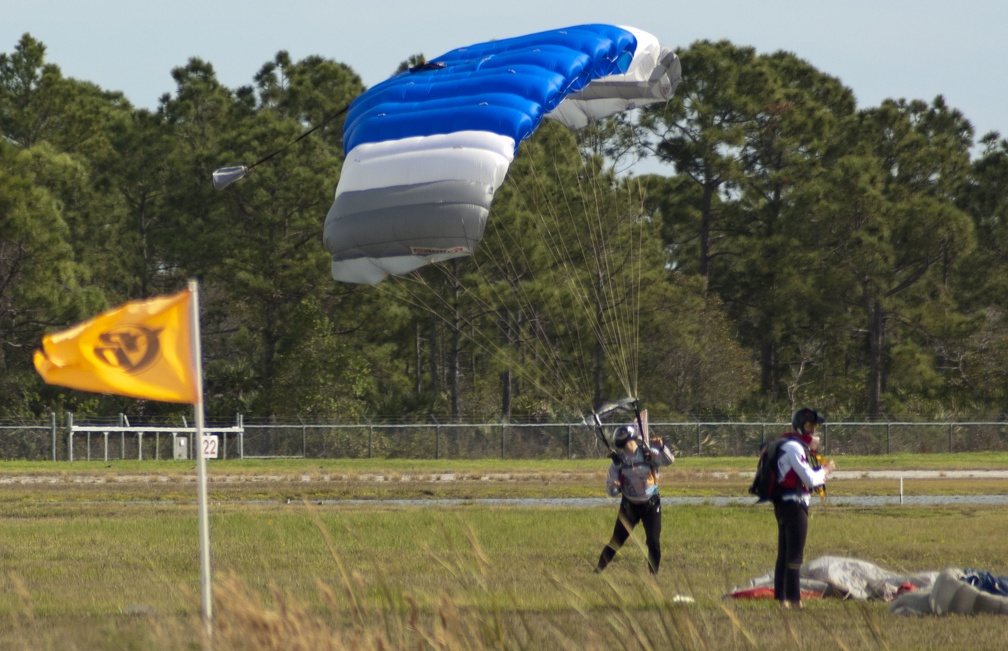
[324,180,491,285]
[890,568,1008,616]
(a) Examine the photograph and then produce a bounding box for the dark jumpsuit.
[595,442,673,574]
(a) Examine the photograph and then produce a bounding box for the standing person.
[773,407,836,608]
[595,423,674,575]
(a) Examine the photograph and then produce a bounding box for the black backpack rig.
[748,438,788,503]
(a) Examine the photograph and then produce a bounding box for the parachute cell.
[324,24,681,285]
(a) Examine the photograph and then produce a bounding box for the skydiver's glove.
[609,452,621,464]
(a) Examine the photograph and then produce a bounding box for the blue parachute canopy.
[325,24,681,285]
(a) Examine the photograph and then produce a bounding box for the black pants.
[774,499,809,602]
[596,495,662,574]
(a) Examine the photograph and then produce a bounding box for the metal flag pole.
[189,279,213,639]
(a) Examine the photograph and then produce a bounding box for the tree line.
[1,34,1006,425]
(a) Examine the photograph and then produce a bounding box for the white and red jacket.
[775,433,827,506]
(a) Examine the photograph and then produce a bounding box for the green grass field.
[1,454,1007,649]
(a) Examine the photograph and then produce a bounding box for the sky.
[4,1,1006,146]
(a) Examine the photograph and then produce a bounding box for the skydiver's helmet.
[792,408,825,434]
[614,424,638,448]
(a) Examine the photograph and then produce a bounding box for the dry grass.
[0,457,1006,649]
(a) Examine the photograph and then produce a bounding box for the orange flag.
[33,289,199,404]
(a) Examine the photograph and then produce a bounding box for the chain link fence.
[4,415,1008,461]
[240,420,1008,459]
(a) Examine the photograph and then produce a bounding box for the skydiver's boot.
[595,544,617,573]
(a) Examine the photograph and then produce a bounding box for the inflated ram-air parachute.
[323,24,681,285]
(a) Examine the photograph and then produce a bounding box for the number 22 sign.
[202,435,219,459]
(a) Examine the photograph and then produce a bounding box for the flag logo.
[95,326,164,373]
[34,289,199,404]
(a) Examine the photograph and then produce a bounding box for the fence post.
[435,423,440,460]
[887,422,891,455]
[948,422,953,453]
[119,413,126,460]
[696,422,702,456]
[501,422,505,460]
[67,412,73,462]
[368,423,373,459]
[567,424,572,460]
[50,412,57,462]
